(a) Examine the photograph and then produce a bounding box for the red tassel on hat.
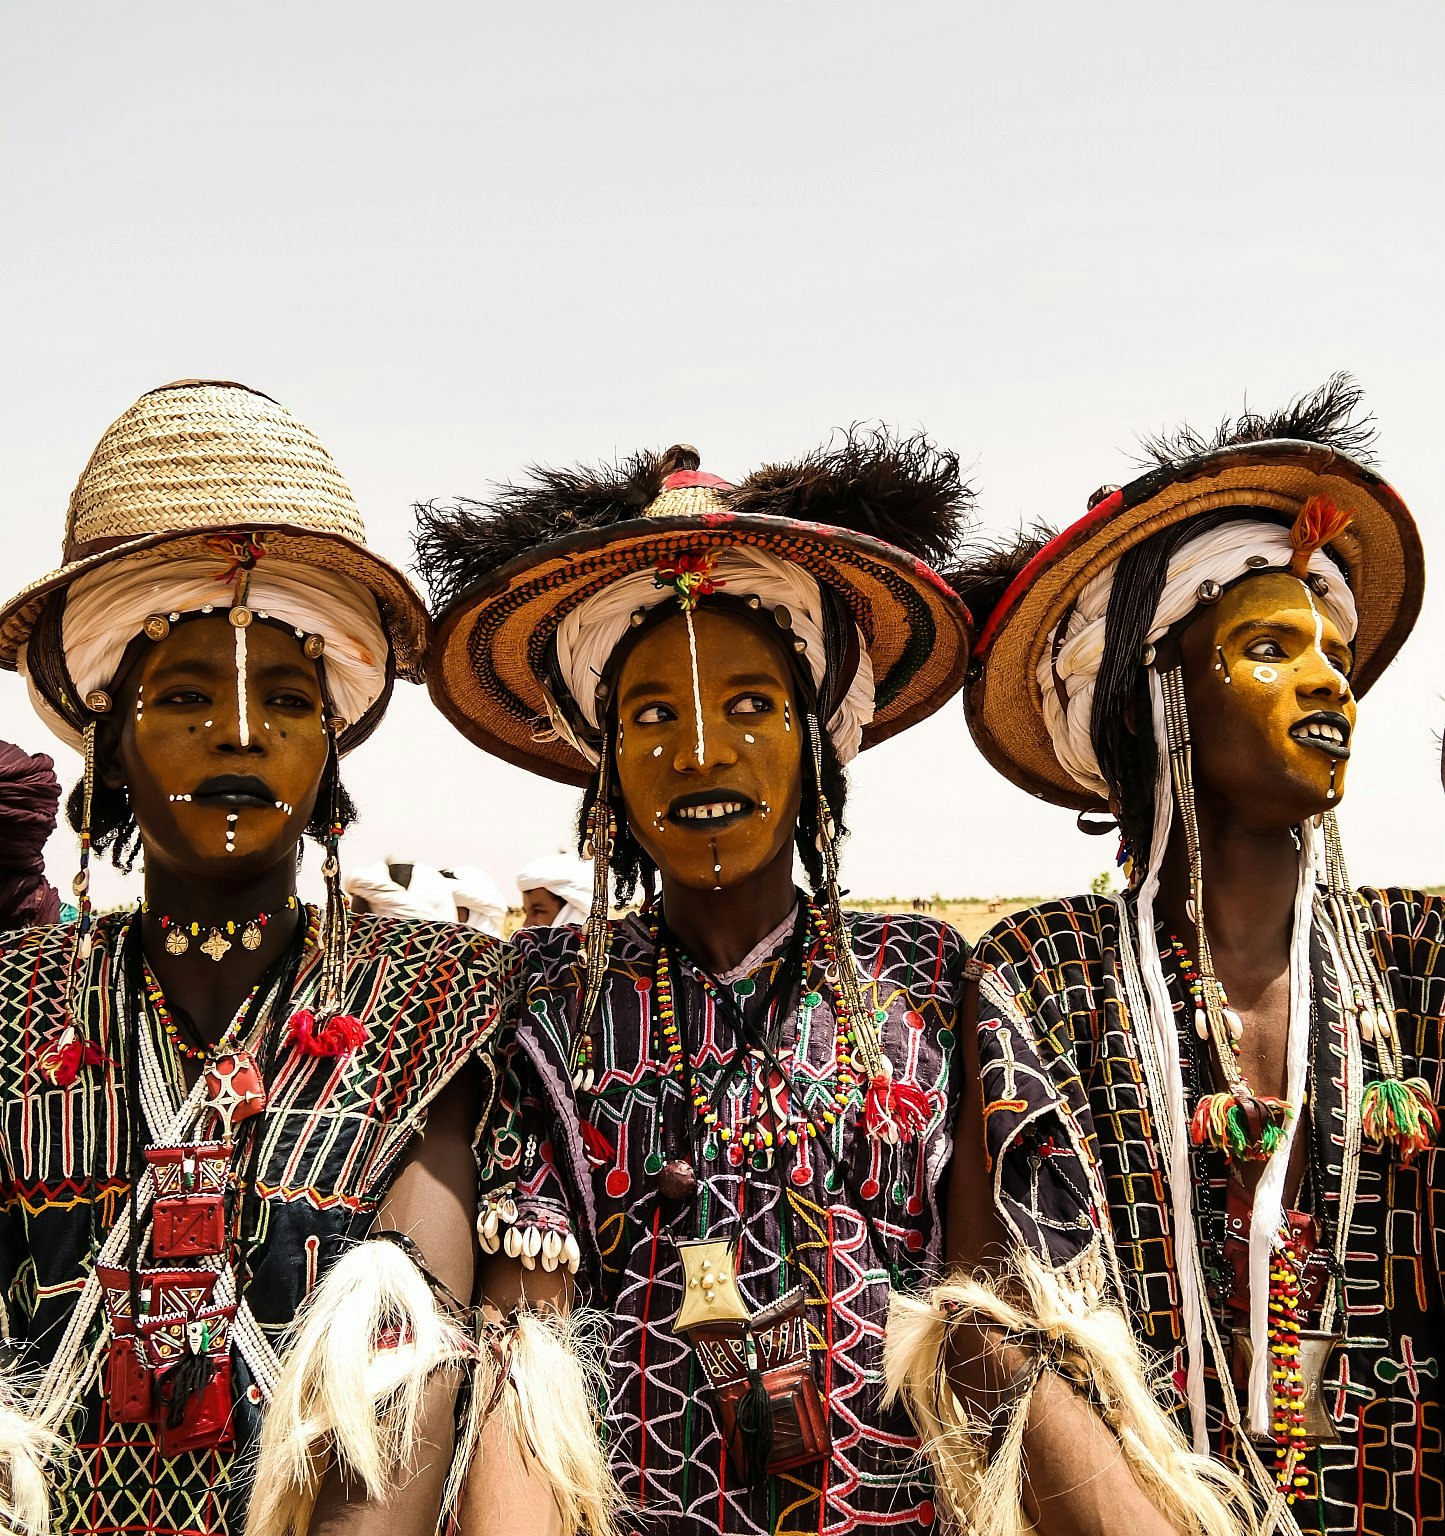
[1288,494,1352,577]
[37,1025,107,1086]
[287,1008,367,1059]
[862,1061,932,1145]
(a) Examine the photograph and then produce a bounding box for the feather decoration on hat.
[412,427,975,614]
[1135,370,1378,469]
[942,524,1055,640]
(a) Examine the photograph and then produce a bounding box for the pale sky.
[2,1,1441,909]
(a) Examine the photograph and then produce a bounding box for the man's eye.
[1244,639,1287,662]
[731,695,772,716]
[158,689,210,706]
[269,691,315,710]
[635,704,676,725]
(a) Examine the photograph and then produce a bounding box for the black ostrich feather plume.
[414,428,975,612]
[727,426,975,570]
[414,445,696,612]
[944,523,1055,630]
[1135,371,1378,470]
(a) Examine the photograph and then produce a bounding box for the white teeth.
[675,801,746,821]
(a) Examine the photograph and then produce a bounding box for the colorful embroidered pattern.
[0,910,513,1536]
[969,890,1444,1536]
[478,908,966,1535]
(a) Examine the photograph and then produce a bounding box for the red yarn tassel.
[287,1008,367,1059]
[36,1025,106,1086]
[863,1065,932,1145]
[579,1118,615,1169]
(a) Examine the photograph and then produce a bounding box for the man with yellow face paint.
[411,434,1243,1536]
[888,377,1440,1536]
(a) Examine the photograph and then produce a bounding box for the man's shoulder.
[971,893,1120,972]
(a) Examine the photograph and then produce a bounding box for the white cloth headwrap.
[516,852,591,927]
[446,865,507,937]
[1039,521,1357,799]
[19,552,390,753]
[550,546,875,764]
[1035,518,1356,1450]
[343,861,458,924]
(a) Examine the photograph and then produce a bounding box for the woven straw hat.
[424,451,972,786]
[969,440,1424,809]
[0,380,429,687]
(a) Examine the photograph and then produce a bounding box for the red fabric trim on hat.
[975,487,1125,659]
[662,469,731,490]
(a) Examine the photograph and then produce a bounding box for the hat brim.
[0,521,430,684]
[968,441,1424,810]
[428,511,972,786]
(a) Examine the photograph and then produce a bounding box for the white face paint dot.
[653,745,663,758]
[744,733,756,744]
[204,720,213,728]
[1252,665,1279,684]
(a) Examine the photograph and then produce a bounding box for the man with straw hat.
[396,430,1231,1536]
[886,377,1440,1536]
[0,381,514,1536]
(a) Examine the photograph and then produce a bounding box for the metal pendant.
[241,920,263,951]
[672,1239,750,1332]
[164,927,190,956]
[199,927,232,963]
[1234,1328,1345,1445]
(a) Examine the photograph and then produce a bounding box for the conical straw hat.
[0,380,429,690]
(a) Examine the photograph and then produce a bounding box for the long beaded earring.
[286,718,365,1060]
[1160,665,1292,1161]
[803,710,928,1145]
[1319,813,1439,1162]
[572,735,617,1091]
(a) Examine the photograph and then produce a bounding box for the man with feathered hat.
[0,382,514,1536]
[887,377,1441,1536]
[391,430,1232,1536]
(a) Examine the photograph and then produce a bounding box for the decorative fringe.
[1288,494,1352,578]
[1188,1092,1292,1162]
[1361,1076,1440,1165]
[243,1239,473,1536]
[0,1360,59,1536]
[882,1264,1253,1536]
[493,1308,625,1536]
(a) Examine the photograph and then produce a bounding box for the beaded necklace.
[1166,930,1290,1163]
[143,906,319,1063]
[652,900,860,1157]
[141,895,299,963]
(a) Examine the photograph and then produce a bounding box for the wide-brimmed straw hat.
[0,381,430,702]
[969,436,1423,809]
[418,432,974,786]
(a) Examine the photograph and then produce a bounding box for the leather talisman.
[688,1286,830,1477]
[145,1143,229,1259]
[98,1265,219,1425]
[204,1050,266,1140]
[140,1306,238,1454]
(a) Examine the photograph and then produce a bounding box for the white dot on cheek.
[1252,665,1279,684]
[653,745,663,758]
[744,734,756,745]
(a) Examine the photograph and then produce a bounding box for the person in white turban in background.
[515,853,591,928]
[346,858,507,936]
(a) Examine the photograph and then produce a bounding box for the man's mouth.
[190,774,279,808]
[667,791,755,830]
[1288,711,1352,760]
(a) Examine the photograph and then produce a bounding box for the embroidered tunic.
[970,890,1445,1536]
[479,907,967,1536]
[0,909,513,1536]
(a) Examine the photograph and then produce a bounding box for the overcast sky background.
[2,2,1441,909]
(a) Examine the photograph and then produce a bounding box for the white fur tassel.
[244,1239,473,1536]
[494,1307,625,1536]
[0,1361,59,1536]
[883,1265,1254,1536]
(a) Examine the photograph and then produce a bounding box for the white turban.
[1039,521,1357,798]
[516,852,591,927]
[19,550,391,752]
[446,865,507,937]
[343,861,458,924]
[550,546,876,765]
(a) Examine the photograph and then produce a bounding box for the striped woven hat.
[970,431,1423,810]
[417,431,975,785]
[0,380,429,710]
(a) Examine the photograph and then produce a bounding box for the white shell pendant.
[1223,1007,1244,1043]
[1194,1007,1209,1041]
